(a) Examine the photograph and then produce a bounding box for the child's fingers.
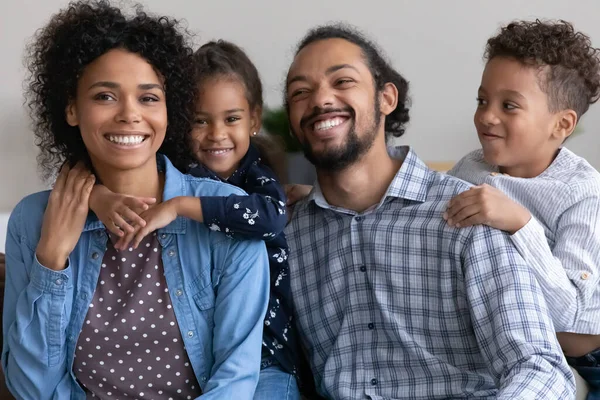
[123,197,156,213]
[447,204,481,227]
[132,225,152,249]
[453,213,485,228]
[447,189,479,208]
[104,218,125,237]
[445,196,479,221]
[116,228,137,251]
[118,206,147,228]
[110,213,135,234]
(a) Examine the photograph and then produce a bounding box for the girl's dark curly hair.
[25,0,196,179]
[286,23,411,140]
[486,19,600,119]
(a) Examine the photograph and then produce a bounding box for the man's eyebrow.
[287,64,359,87]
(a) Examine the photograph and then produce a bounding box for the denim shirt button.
[160,233,167,240]
[81,292,87,299]
[175,289,183,297]
[55,279,63,286]
[91,252,99,260]
[187,331,194,338]
[168,249,176,257]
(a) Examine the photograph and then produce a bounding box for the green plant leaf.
[262,107,303,153]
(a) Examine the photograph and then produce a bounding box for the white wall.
[2,0,600,216]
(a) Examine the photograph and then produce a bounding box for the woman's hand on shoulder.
[36,162,96,271]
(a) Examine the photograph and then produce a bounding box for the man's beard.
[298,97,381,172]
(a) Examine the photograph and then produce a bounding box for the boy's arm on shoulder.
[509,187,600,332]
[200,163,288,240]
[463,225,575,400]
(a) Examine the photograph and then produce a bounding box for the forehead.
[80,49,161,84]
[287,38,370,82]
[481,57,543,94]
[196,77,249,108]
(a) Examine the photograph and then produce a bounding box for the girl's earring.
[252,131,257,136]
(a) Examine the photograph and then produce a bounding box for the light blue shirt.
[449,147,600,334]
[2,154,269,400]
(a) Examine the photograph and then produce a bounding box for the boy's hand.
[89,185,156,237]
[115,198,180,250]
[285,184,313,205]
[443,184,531,234]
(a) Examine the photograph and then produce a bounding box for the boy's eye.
[476,97,486,106]
[503,102,517,110]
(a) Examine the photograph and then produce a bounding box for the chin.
[98,154,156,171]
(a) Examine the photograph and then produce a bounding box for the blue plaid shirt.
[286,146,575,400]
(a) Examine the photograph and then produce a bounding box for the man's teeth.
[107,135,145,145]
[314,117,344,131]
[206,149,232,155]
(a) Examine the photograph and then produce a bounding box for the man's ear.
[380,82,398,116]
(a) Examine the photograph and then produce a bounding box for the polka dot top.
[73,232,202,399]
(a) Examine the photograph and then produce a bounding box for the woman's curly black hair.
[25,0,197,179]
[286,23,411,140]
[486,19,600,119]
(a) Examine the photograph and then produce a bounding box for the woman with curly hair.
[2,1,269,399]
[445,19,600,397]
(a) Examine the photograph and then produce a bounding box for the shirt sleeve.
[2,201,76,400]
[510,191,600,333]
[201,163,287,241]
[463,225,575,400]
[200,237,269,399]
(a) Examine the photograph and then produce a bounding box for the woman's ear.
[66,101,79,127]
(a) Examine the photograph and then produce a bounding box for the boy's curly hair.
[25,0,197,179]
[486,19,600,118]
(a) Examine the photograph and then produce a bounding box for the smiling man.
[283,24,575,400]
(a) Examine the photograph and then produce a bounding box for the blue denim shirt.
[2,154,270,400]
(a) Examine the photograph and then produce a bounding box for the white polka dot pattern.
[74,232,201,399]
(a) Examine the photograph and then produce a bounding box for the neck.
[499,147,561,178]
[317,138,402,213]
[93,156,164,202]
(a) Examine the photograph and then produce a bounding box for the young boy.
[445,19,600,395]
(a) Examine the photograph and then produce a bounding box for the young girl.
[91,40,301,399]
[4,1,269,399]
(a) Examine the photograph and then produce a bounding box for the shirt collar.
[83,154,187,234]
[187,144,258,186]
[308,146,433,213]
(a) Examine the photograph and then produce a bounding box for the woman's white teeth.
[108,135,145,145]
[314,117,344,131]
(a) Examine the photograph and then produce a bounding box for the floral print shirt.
[188,144,299,379]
